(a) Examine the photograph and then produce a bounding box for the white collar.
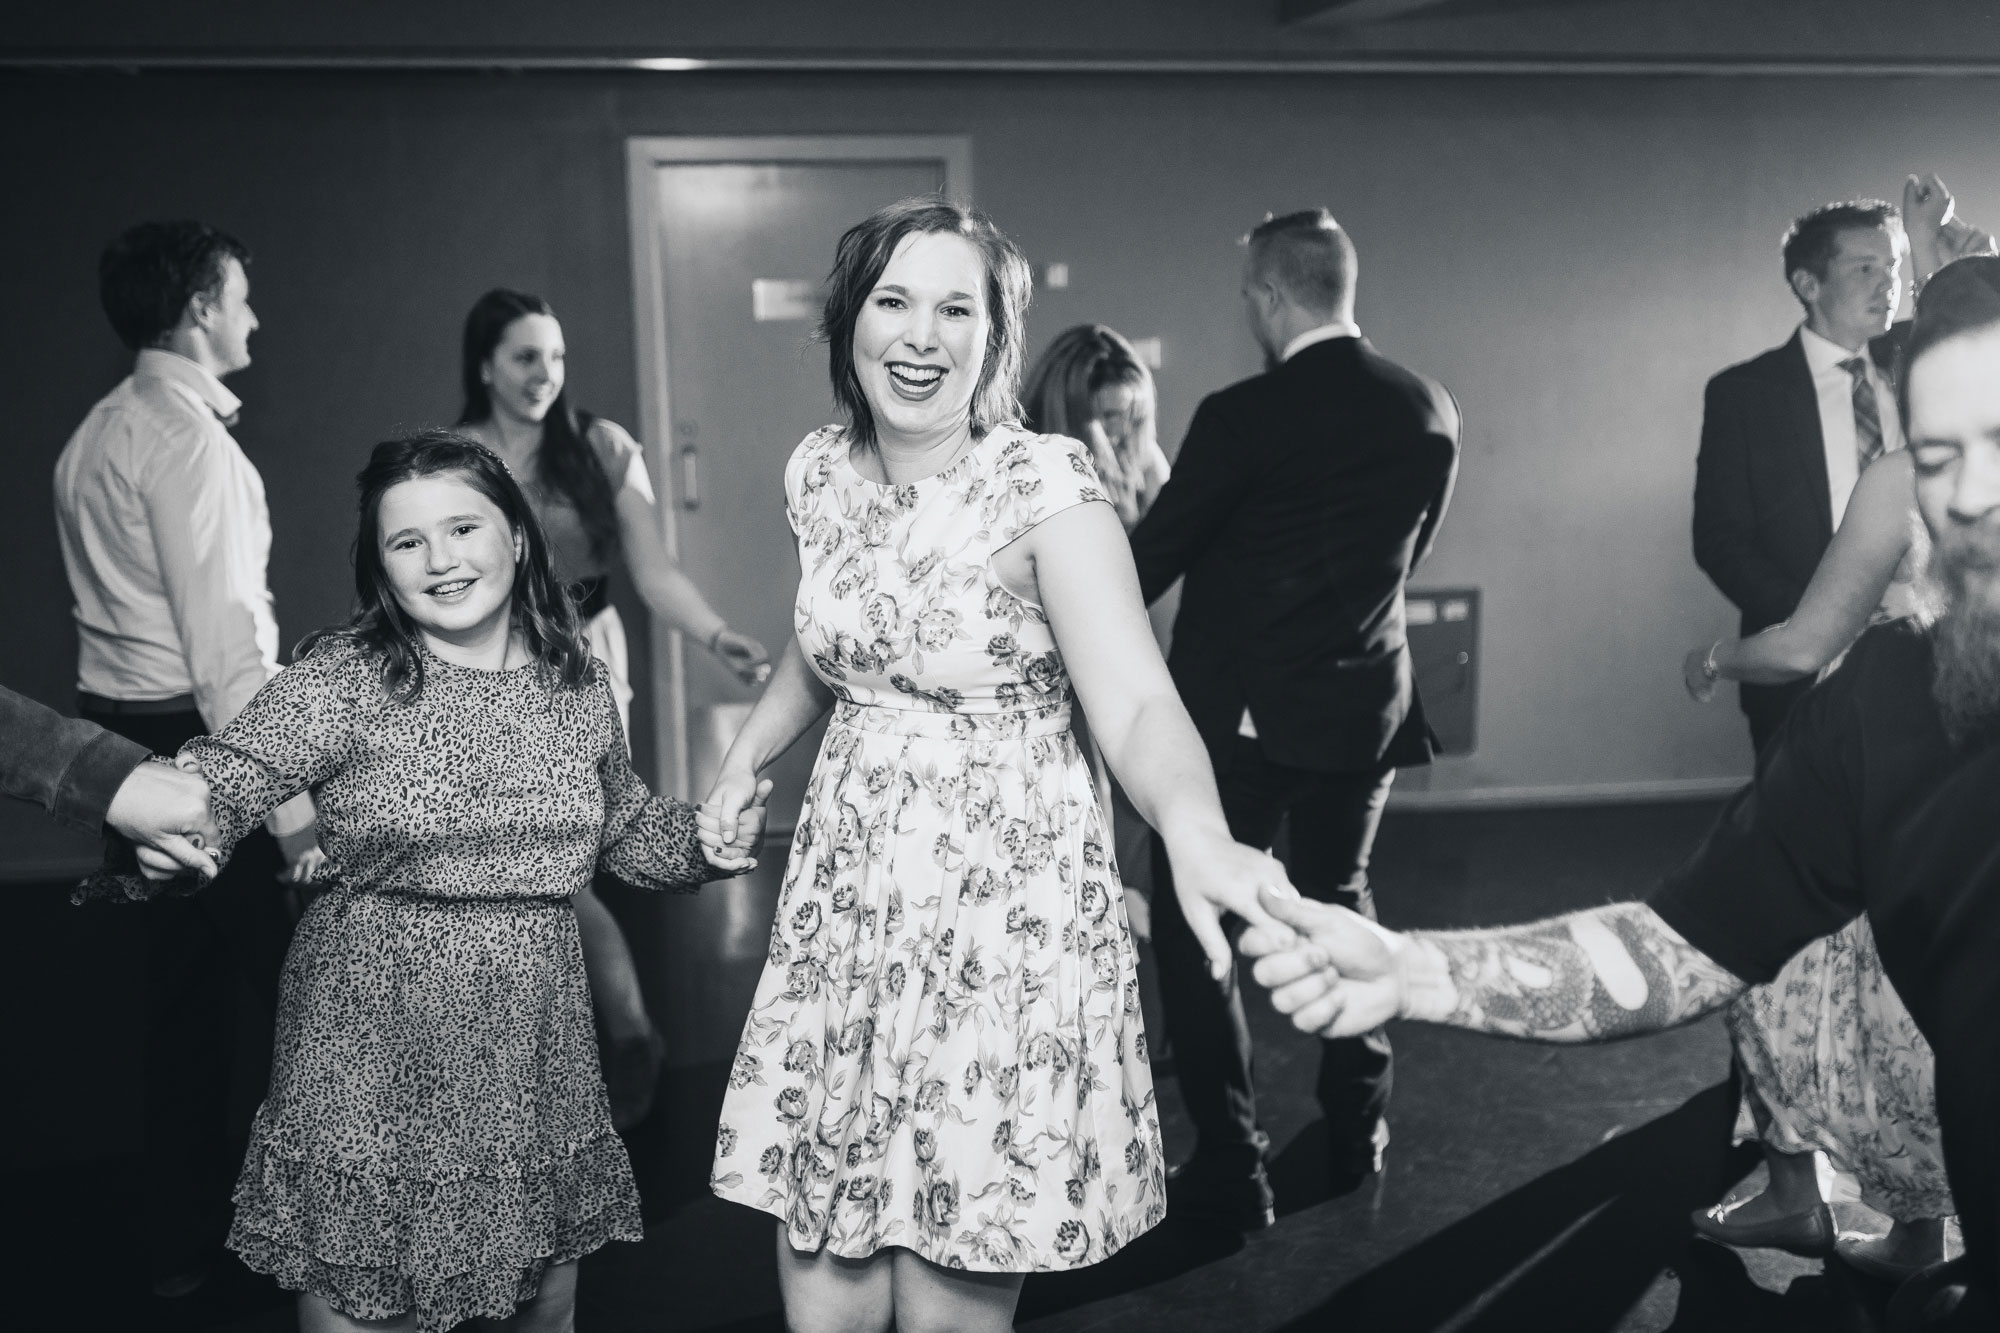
[1280,321,1361,364]
[134,347,242,421]
[1798,322,1876,376]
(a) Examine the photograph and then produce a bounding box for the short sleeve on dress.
[783,426,841,538]
[586,418,654,504]
[991,429,1112,545]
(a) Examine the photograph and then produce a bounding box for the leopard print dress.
[83,640,709,1331]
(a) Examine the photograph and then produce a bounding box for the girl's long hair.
[457,288,621,567]
[299,430,592,700]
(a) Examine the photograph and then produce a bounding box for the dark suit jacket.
[1692,324,1907,639]
[0,684,147,831]
[1130,336,1460,774]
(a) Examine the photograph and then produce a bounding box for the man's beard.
[1928,536,2000,745]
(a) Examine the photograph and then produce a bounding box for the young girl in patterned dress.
[698,198,1288,1332]
[86,432,765,1333]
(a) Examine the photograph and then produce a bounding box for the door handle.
[678,444,700,510]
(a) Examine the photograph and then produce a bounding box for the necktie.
[1840,357,1884,469]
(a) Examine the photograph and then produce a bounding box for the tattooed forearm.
[1405,902,1747,1041]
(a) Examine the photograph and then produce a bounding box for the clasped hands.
[696,773,775,874]
[109,756,329,885]
[105,757,223,883]
[1238,888,1418,1041]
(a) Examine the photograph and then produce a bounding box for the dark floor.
[4,802,1914,1331]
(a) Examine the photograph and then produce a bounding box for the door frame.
[624,134,974,799]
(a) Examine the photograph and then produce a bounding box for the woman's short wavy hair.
[819,196,1033,447]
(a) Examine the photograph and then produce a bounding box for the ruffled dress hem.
[228,1128,643,1332]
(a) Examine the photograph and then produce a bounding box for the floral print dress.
[711,424,1166,1272]
[1728,915,1953,1220]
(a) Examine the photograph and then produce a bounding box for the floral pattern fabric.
[712,424,1166,1272]
[1728,913,1953,1221]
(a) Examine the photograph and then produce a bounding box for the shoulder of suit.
[1199,367,1280,410]
[1872,321,1911,363]
[1707,337,1805,391]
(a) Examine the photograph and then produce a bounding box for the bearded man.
[1239,254,2000,1330]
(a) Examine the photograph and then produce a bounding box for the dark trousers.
[1150,734,1396,1166]
[81,705,292,1279]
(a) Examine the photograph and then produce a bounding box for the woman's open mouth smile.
[886,362,947,401]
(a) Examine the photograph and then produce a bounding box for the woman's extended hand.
[1683,645,1720,703]
[1162,830,1295,980]
[712,629,774,688]
[698,769,773,873]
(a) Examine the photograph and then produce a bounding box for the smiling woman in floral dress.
[697,197,1288,1333]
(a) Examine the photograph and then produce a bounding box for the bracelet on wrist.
[706,625,728,653]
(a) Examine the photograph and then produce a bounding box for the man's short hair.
[1780,200,1900,292]
[98,220,251,351]
[1245,209,1357,316]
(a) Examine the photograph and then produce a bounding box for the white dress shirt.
[55,349,312,836]
[1799,324,1904,527]
[1238,321,1365,741]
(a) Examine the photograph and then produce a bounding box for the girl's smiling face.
[377,471,521,648]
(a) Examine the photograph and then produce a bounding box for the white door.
[625,137,970,1065]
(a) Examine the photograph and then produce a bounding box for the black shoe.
[1324,1117,1389,1197]
[1166,1153,1275,1231]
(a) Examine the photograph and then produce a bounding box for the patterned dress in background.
[1727,579,1952,1224]
[82,642,713,1332]
[711,424,1166,1271]
[1729,914,1953,1221]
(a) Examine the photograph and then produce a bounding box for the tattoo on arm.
[1416,902,1747,1042]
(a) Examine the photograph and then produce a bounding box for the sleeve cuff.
[54,730,151,833]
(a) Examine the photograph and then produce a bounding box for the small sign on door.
[752,278,818,322]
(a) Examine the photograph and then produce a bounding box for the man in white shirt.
[1692,199,1909,755]
[54,220,318,1298]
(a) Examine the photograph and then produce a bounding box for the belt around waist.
[78,691,198,716]
[831,698,1075,740]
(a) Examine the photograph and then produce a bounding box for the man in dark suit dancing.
[1693,199,1908,754]
[1130,209,1460,1227]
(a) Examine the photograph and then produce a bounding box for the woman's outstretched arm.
[1687,451,1918,695]
[1019,499,1288,974]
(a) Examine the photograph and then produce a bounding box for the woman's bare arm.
[1010,501,1285,970]
[1703,451,1916,686]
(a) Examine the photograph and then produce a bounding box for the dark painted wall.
[7,67,2000,850]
